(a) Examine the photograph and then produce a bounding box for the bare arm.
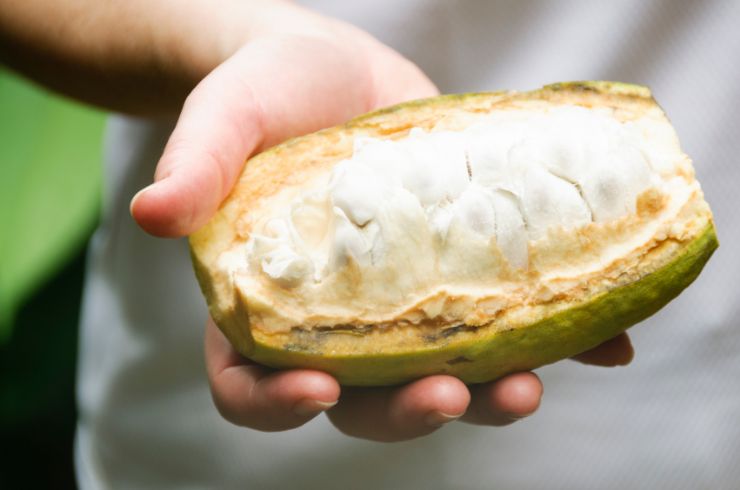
[0,0,329,114]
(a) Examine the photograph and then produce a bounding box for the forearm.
[0,0,300,114]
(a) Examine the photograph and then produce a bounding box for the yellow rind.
[190,81,716,386]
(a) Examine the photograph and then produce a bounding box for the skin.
[1,0,633,443]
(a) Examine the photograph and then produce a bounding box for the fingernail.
[506,410,536,421]
[424,410,462,427]
[292,399,338,417]
[129,185,153,215]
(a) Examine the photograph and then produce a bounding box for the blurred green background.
[0,67,105,488]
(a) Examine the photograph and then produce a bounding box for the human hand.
[130,6,437,237]
[205,319,632,442]
[130,5,634,442]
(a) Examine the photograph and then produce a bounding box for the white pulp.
[247,105,670,287]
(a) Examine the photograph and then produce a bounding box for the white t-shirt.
[76,1,740,488]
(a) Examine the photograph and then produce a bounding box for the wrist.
[172,1,310,79]
[199,0,368,71]
[158,1,248,92]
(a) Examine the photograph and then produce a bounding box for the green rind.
[543,80,652,98]
[248,225,717,386]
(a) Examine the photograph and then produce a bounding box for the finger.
[572,332,634,367]
[461,372,543,426]
[205,318,340,431]
[131,34,431,238]
[327,375,470,442]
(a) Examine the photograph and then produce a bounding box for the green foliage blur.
[0,67,104,341]
[0,67,105,488]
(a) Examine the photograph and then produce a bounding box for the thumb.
[131,35,407,237]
